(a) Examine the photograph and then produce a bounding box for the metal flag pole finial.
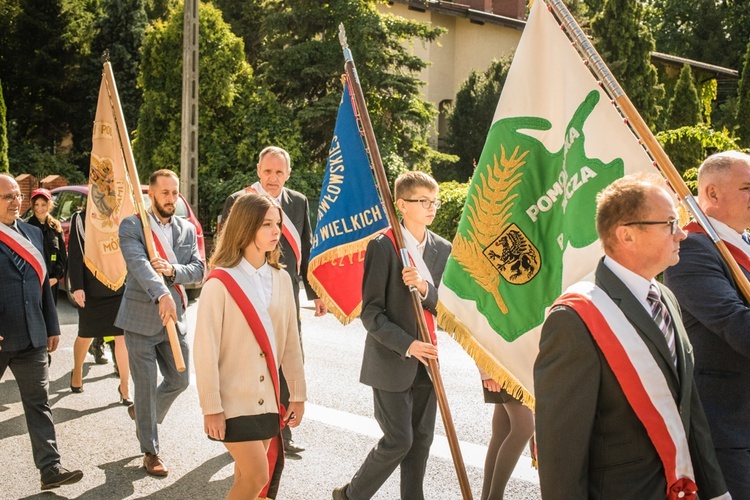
[339,23,353,64]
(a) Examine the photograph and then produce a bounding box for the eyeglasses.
[622,218,680,235]
[0,193,23,203]
[402,198,442,210]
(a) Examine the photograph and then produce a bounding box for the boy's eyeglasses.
[403,198,442,210]
[622,218,679,235]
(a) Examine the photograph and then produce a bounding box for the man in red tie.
[0,173,83,490]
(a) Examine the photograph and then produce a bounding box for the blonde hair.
[394,171,438,200]
[31,195,62,233]
[209,193,283,271]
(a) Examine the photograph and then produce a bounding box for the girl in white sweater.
[194,193,306,500]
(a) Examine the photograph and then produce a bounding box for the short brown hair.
[394,171,438,201]
[209,193,283,271]
[596,172,665,252]
[149,169,179,186]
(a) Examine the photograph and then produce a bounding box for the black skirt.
[77,294,124,338]
[208,413,279,443]
[483,386,515,405]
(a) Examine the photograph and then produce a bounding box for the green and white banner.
[438,0,653,409]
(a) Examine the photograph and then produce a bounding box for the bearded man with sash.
[534,173,729,500]
[221,146,325,459]
[0,174,83,490]
[664,151,750,499]
[116,169,204,476]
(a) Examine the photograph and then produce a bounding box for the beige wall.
[377,2,523,145]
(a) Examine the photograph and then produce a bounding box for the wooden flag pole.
[338,25,473,500]
[545,0,750,303]
[102,61,187,373]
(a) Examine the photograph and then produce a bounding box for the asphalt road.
[0,293,541,499]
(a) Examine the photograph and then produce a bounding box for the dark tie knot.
[742,232,750,246]
[647,284,661,304]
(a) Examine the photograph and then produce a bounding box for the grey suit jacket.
[534,260,726,499]
[0,221,59,351]
[359,228,451,392]
[664,232,750,449]
[222,187,318,300]
[115,213,204,336]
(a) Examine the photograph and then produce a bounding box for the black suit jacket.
[359,229,451,392]
[534,260,726,499]
[0,220,59,351]
[664,232,750,449]
[222,187,317,301]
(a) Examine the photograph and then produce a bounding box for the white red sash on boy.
[207,267,284,499]
[0,222,46,287]
[149,213,187,309]
[555,281,696,500]
[247,182,302,273]
[383,228,437,345]
[684,220,750,273]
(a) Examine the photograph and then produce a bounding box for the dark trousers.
[0,345,61,475]
[348,364,437,500]
[715,447,750,499]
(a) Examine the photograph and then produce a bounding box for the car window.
[55,191,85,222]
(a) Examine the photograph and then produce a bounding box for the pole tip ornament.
[339,23,353,63]
[101,50,110,64]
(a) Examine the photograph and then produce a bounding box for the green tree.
[442,58,511,182]
[736,40,750,148]
[134,2,302,223]
[0,79,8,173]
[657,124,740,174]
[211,0,264,66]
[259,0,445,171]
[665,64,701,129]
[591,0,663,127]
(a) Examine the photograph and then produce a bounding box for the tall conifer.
[666,64,701,129]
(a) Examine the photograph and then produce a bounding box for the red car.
[30,185,206,302]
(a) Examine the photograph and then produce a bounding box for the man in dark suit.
[664,151,750,498]
[534,173,729,499]
[221,146,326,458]
[0,173,83,490]
[116,169,204,476]
[334,171,452,500]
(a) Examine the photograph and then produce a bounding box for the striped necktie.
[9,224,27,272]
[742,232,750,246]
[647,284,677,367]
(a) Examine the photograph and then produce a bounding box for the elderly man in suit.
[0,174,83,490]
[221,145,326,458]
[116,169,204,476]
[534,173,729,500]
[664,151,750,498]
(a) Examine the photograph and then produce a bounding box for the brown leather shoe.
[143,453,168,477]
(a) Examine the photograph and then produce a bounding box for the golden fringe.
[307,234,383,325]
[437,300,536,411]
[84,256,126,291]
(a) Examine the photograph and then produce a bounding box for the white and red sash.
[149,213,187,309]
[247,183,302,273]
[555,281,697,500]
[685,220,750,273]
[383,228,437,345]
[0,222,47,287]
[207,267,285,499]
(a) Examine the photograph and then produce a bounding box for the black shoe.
[118,385,133,406]
[285,450,302,460]
[70,374,83,394]
[89,339,108,365]
[285,440,305,454]
[40,466,83,490]
[332,483,350,500]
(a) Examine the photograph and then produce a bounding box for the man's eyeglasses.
[0,193,23,203]
[622,218,680,235]
[403,198,442,210]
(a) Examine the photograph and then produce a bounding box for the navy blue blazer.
[0,220,60,351]
[664,232,750,449]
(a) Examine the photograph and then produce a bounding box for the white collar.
[237,257,270,278]
[603,255,658,312]
[402,224,427,252]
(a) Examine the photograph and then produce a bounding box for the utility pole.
[181,0,199,209]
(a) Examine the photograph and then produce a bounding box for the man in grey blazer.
[664,151,750,498]
[116,169,204,476]
[221,146,326,458]
[0,174,83,490]
[535,174,728,499]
